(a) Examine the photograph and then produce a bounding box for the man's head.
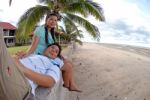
[44,43,62,59]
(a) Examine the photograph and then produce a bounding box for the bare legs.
[61,59,81,92]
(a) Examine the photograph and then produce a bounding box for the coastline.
[67,42,150,100]
[99,43,150,58]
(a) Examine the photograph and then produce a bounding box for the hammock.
[0,28,30,100]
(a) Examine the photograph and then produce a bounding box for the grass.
[7,45,30,55]
[7,44,68,55]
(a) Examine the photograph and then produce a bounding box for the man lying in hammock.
[13,43,63,96]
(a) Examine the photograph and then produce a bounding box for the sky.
[0,0,150,47]
[90,0,150,47]
[0,0,38,25]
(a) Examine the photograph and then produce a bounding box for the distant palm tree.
[17,0,105,41]
[59,23,84,45]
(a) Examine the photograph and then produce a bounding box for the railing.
[3,31,9,36]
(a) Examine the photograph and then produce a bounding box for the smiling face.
[46,15,58,29]
[44,44,60,59]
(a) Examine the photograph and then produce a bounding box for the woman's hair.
[47,42,62,58]
[45,27,55,44]
[45,12,61,21]
[45,12,60,45]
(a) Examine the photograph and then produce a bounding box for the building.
[0,22,17,47]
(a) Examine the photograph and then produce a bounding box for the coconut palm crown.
[17,0,105,40]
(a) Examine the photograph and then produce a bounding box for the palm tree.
[17,0,105,41]
[59,24,84,45]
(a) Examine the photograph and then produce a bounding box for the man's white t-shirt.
[19,54,64,95]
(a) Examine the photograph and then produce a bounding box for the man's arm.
[13,57,55,88]
[23,68,55,88]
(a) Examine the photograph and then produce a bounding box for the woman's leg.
[61,59,81,92]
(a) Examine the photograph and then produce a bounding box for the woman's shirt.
[34,26,54,54]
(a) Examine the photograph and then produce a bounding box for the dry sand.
[67,42,150,100]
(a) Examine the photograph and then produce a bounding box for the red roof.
[0,22,16,30]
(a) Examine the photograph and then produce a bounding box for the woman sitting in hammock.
[14,43,63,96]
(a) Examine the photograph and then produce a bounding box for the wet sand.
[67,42,150,100]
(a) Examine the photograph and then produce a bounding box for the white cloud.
[89,0,150,47]
[94,0,150,28]
[0,0,38,25]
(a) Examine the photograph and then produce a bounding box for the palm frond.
[58,26,66,33]
[37,0,52,3]
[74,38,83,45]
[84,0,105,21]
[37,0,46,3]
[62,15,81,35]
[9,0,12,6]
[63,2,88,17]
[66,13,100,40]
[17,5,50,35]
[62,0,105,21]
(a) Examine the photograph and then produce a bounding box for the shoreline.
[99,43,150,58]
[83,42,150,58]
[84,41,150,49]
[67,42,150,100]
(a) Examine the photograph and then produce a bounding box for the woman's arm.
[26,35,39,56]
[15,35,39,58]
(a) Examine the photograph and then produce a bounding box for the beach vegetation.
[58,20,83,45]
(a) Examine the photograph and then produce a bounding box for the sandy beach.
[67,42,150,100]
